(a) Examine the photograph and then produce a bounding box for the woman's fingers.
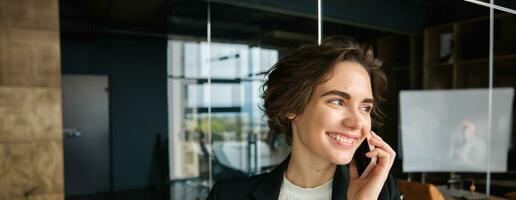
[370,131,382,140]
[347,132,396,200]
[348,159,359,179]
[369,132,396,159]
[365,148,390,160]
[367,133,396,170]
[366,148,391,162]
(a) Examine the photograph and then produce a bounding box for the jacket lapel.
[250,154,349,200]
[331,164,349,200]
[251,154,290,200]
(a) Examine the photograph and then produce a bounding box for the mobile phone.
[353,133,377,178]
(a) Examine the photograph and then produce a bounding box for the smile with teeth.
[326,132,356,145]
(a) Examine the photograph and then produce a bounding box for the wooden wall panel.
[0,87,62,142]
[0,0,59,30]
[0,142,35,198]
[0,141,63,199]
[0,0,63,199]
[27,193,64,200]
[31,141,64,195]
[0,28,60,88]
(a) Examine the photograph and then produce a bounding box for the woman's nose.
[341,109,363,130]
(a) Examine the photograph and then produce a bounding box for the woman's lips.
[326,132,357,149]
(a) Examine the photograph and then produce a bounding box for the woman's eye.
[328,99,343,106]
[360,106,372,113]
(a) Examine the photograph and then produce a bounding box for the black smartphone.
[353,134,377,178]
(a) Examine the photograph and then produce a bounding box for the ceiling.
[59,0,513,47]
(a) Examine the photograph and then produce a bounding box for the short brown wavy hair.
[261,35,387,145]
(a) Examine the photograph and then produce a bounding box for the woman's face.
[290,61,373,165]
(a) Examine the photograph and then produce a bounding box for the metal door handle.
[64,129,82,138]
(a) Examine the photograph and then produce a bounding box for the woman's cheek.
[361,116,372,132]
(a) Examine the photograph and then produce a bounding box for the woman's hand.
[347,131,396,200]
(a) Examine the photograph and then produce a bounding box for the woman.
[207,36,399,200]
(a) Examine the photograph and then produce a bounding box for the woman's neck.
[285,144,336,188]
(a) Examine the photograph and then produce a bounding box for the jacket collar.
[331,163,349,200]
[251,154,349,200]
[251,154,290,200]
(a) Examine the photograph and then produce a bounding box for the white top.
[278,174,333,200]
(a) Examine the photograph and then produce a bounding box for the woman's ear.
[286,113,296,120]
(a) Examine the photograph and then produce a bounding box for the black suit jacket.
[206,155,400,200]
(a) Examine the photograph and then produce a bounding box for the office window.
[168,39,288,185]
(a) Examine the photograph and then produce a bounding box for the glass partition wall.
[405,2,493,192]
[168,1,516,199]
[168,1,313,199]
[491,0,516,196]
[403,1,515,197]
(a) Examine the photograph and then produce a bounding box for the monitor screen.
[399,88,514,172]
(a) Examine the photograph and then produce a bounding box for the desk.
[438,186,508,200]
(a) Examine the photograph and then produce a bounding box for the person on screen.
[207,36,399,200]
[449,119,487,166]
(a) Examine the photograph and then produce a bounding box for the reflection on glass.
[172,41,277,79]
[169,38,289,199]
[186,84,241,107]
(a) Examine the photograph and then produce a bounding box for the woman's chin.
[330,153,353,165]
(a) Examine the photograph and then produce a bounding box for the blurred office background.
[0,0,515,199]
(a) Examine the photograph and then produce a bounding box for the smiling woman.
[263,36,388,147]
[206,36,399,200]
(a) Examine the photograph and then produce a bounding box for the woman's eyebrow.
[321,90,374,104]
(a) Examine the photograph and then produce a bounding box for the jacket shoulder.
[206,173,271,200]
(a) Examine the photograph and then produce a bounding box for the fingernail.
[373,132,382,139]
